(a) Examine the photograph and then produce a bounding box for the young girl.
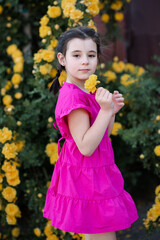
[43,26,138,240]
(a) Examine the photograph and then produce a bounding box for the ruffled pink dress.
[43,81,138,234]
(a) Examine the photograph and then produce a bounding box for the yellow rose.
[11,227,20,237]
[0,127,12,143]
[44,224,54,236]
[12,49,22,59]
[154,145,160,156]
[0,5,3,14]
[6,215,17,225]
[120,74,134,86]
[15,141,25,152]
[88,20,97,32]
[63,4,75,17]
[42,49,55,62]
[4,81,12,90]
[14,92,23,99]
[50,68,57,78]
[6,169,19,180]
[50,39,58,48]
[2,160,17,172]
[61,0,76,9]
[39,25,51,38]
[111,122,123,135]
[40,64,52,75]
[58,70,67,86]
[70,9,84,22]
[86,3,99,16]
[34,228,41,237]
[47,234,59,240]
[99,2,105,10]
[137,66,145,76]
[47,6,61,18]
[112,61,125,73]
[40,15,49,26]
[101,13,110,23]
[5,203,20,217]
[125,63,135,73]
[11,73,22,85]
[155,185,160,195]
[2,143,17,159]
[1,88,6,96]
[104,71,117,83]
[45,142,58,157]
[2,95,13,106]
[7,176,20,187]
[111,1,123,11]
[50,152,59,164]
[6,44,17,55]
[13,63,24,73]
[84,74,100,93]
[114,12,124,21]
[2,186,17,202]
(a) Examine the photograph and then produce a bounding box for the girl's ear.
[57,52,65,66]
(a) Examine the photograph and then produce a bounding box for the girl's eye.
[73,54,80,58]
[89,55,96,58]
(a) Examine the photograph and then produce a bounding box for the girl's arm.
[67,87,114,156]
[107,114,115,137]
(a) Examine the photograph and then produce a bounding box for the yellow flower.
[1,88,6,96]
[61,0,76,9]
[50,68,57,78]
[70,9,84,22]
[0,173,3,183]
[48,117,53,123]
[125,63,135,73]
[40,15,49,26]
[155,185,160,195]
[139,154,145,159]
[0,127,12,143]
[14,92,23,99]
[111,1,123,11]
[114,12,124,21]
[6,44,17,55]
[45,142,58,157]
[120,74,134,86]
[58,70,67,86]
[34,51,43,63]
[50,153,59,164]
[6,169,19,180]
[88,20,97,32]
[50,39,58,48]
[156,115,160,121]
[42,49,55,62]
[13,63,23,73]
[4,80,12,90]
[11,74,22,85]
[2,160,17,172]
[2,186,17,202]
[5,203,21,217]
[86,3,99,16]
[15,140,25,152]
[39,25,51,38]
[2,143,17,159]
[2,95,13,106]
[84,74,100,93]
[47,6,61,18]
[154,145,160,156]
[11,227,20,237]
[112,61,125,73]
[137,66,145,76]
[40,64,52,75]
[99,2,105,10]
[63,4,75,18]
[34,228,41,237]
[6,215,17,225]
[46,234,59,240]
[104,71,117,83]
[44,224,54,236]
[101,13,110,23]
[0,5,3,14]
[111,122,123,135]
[6,176,20,187]
[12,49,22,59]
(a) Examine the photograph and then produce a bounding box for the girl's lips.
[79,69,90,72]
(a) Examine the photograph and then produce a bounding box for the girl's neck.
[65,79,89,93]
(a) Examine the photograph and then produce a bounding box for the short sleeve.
[58,90,93,119]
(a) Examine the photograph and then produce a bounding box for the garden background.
[0,0,160,239]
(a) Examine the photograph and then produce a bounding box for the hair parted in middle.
[50,26,102,95]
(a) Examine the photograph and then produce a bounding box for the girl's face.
[57,38,98,85]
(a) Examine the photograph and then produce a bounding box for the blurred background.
[0,0,160,239]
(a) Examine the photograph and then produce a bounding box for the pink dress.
[43,81,138,234]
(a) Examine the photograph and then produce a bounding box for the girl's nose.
[82,55,89,64]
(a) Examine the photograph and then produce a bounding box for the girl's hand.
[95,87,114,113]
[112,90,125,115]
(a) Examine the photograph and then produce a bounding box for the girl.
[43,26,138,240]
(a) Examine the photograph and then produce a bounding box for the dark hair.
[50,26,102,95]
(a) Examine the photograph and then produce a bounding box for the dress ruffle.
[43,160,138,234]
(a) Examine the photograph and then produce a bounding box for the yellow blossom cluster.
[61,0,84,22]
[5,203,21,225]
[154,145,160,157]
[6,44,24,73]
[84,74,100,93]
[45,142,59,164]
[2,160,20,186]
[143,185,160,230]
[0,127,12,143]
[111,122,123,136]
[84,0,100,17]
